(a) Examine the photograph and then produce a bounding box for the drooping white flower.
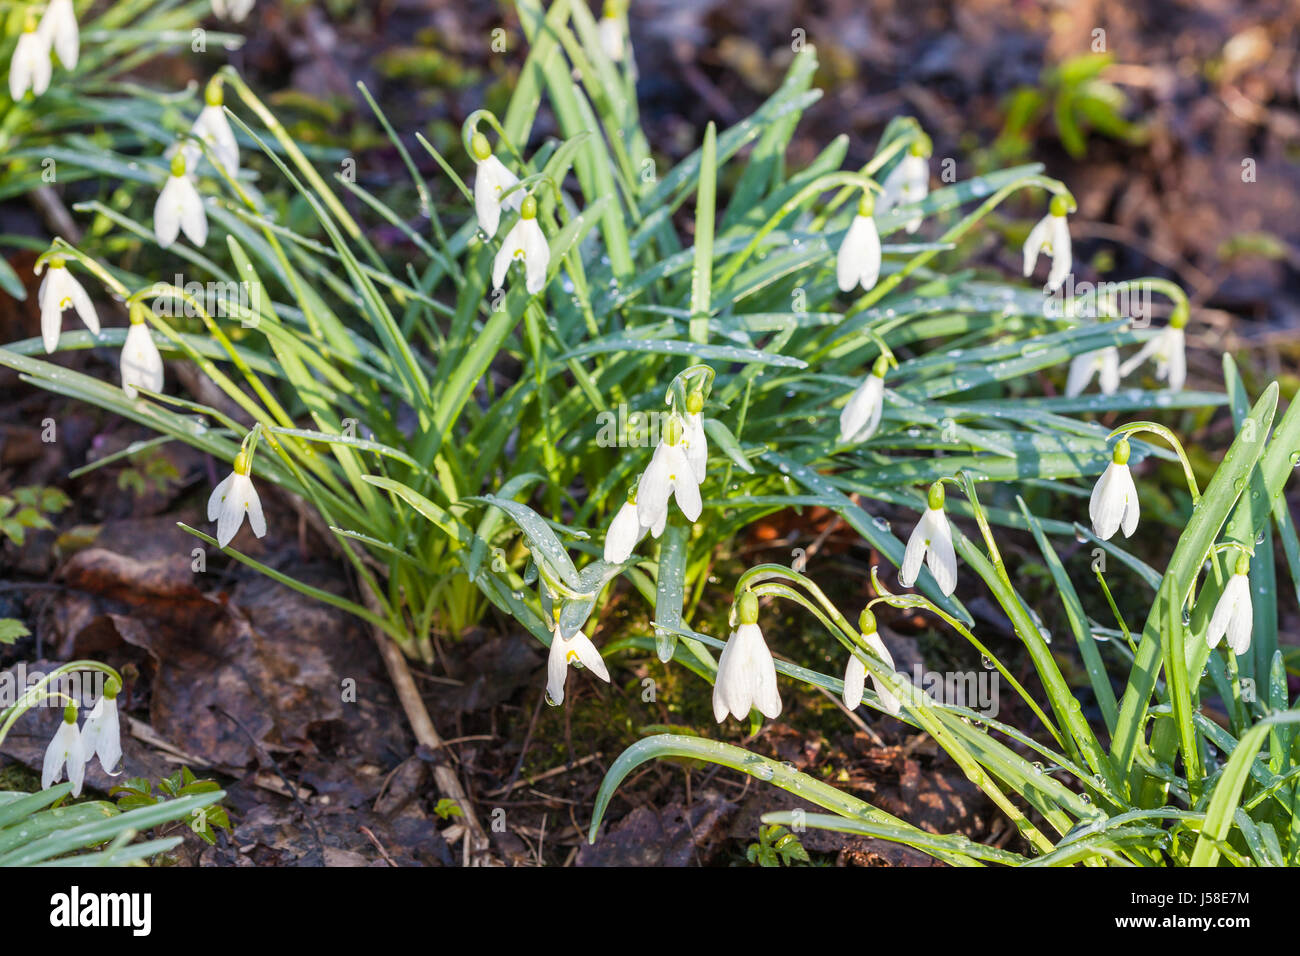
[212,0,256,22]
[189,98,239,177]
[603,497,645,563]
[599,4,625,62]
[1207,556,1253,656]
[37,257,100,353]
[843,610,901,715]
[154,152,208,249]
[121,311,163,399]
[42,705,86,796]
[470,133,521,239]
[899,483,957,596]
[37,0,78,70]
[9,21,52,101]
[837,195,882,292]
[1023,195,1073,292]
[1119,320,1187,392]
[713,592,781,722]
[681,389,708,483]
[1089,439,1139,540]
[1066,346,1120,397]
[545,621,610,706]
[839,356,887,444]
[636,418,702,538]
[81,687,122,776]
[492,194,550,294]
[208,447,266,548]
[878,146,929,234]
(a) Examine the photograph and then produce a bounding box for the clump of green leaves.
[0,485,70,546]
[993,53,1146,162]
[112,767,232,847]
[746,824,810,867]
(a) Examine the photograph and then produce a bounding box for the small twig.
[359,825,398,867]
[211,704,325,859]
[484,753,601,797]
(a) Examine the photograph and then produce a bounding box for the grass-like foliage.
[2,0,1293,865]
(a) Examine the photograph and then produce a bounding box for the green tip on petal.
[927,481,945,511]
[737,590,760,626]
[104,676,122,699]
[663,415,683,446]
[858,607,877,635]
[470,132,492,162]
[685,390,704,415]
[1169,301,1189,330]
[170,152,188,178]
[520,195,538,219]
[63,702,78,724]
[204,77,224,107]
[1049,194,1070,218]
[1112,438,1131,466]
[857,191,874,217]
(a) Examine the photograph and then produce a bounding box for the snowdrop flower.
[839,354,888,444]
[546,618,610,707]
[599,1,625,62]
[635,416,702,538]
[1207,553,1253,656]
[603,488,647,563]
[9,17,52,101]
[878,140,930,233]
[492,194,550,295]
[1065,346,1119,397]
[43,703,86,796]
[155,152,208,249]
[37,256,100,353]
[208,445,266,548]
[121,305,163,399]
[1119,306,1188,392]
[1089,438,1139,540]
[186,79,239,177]
[81,679,122,775]
[1023,194,1073,292]
[471,132,521,238]
[37,0,78,70]
[843,609,901,715]
[713,591,781,722]
[212,0,255,21]
[682,390,708,483]
[837,192,882,292]
[899,482,957,596]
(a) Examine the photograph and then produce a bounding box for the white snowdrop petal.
[546,636,568,706]
[842,653,865,710]
[1047,214,1072,291]
[154,178,183,247]
[121,323,164,398]
[924,509,958,596]
[207,473,233,522]
[243,476,267,538]
[603,501,642,563]
[570,634,610,683]
[898,516,928,588]
[635,443,672,531]
[1022,215,1051,277]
